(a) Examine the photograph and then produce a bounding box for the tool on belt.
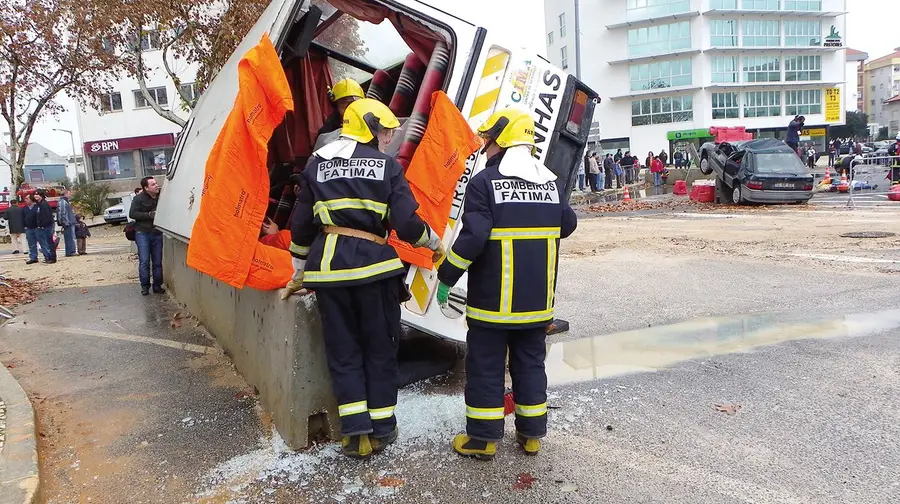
[323,226,387,245]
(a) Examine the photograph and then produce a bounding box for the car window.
[754,152,807,175]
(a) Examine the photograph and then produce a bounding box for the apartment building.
[77,31,199,192]
[862,48,900,132]
[544,0,847,157]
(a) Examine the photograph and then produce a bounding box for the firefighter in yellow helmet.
[318,78,365,136]
[435,107,577,459]
[284,98,445,459]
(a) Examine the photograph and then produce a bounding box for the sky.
[5,0,893,159]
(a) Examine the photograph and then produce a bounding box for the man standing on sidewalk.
[33,190,56,264]
[22,196,40,264]
[2,198,26,255]
[57,188,77,257]
[129,177,164,296]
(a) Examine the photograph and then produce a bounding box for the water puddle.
[545,309,900,386]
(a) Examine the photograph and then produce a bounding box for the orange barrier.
[186,34,294,289]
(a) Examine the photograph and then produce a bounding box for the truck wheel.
[700,157,713,175]
[732,184,744,205]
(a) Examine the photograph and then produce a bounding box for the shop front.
[667,128,713,164]
[84,133,176,189]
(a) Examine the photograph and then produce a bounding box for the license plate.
[772,183,794,188]
[110,209,122,213]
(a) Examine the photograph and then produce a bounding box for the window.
[784,21,821,46]
[140,30,161,52]
[99,92,122,113]
[548,31,554,46]
[559,13,567,38]
[133,87,169,109]
[627,21,691,57]
[141,148,175,175]
[742,0,779,9]
[710,0,738,8]
[871,99,876,106]
[629,58,692,91]
[871,85,876,92]
[785,89,822,115]
[744,90,781,117]
[784,55,821,81]
[711,56,739,83]
[712,92,740,119]
[710,20,738,46]
[743,56,781,82]
[90,153,136,181]
[179,82,200,106]
[626,0,690,21]
[560,46,568,69]
[631,95,694,125]
[743,20,780,46]
[784,0,821,10]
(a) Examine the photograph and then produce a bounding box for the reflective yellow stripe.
[466,306,554,324]
[321,234,338,272]
[500,239,513,313]
[314,198,388,218]
[446,248,471,270]
[339,400,368,417]
[465,405,505,421]
[289,242,310,256]
[305,258,404,283]
[471,88,501,117]
[514,402,547,418]
[368,405,395,420]
[483,51,509,76]
[414,226,429,247]
[489,227,561,240]
[546,238,557,310]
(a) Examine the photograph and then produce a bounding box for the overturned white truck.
[154,0,598,448]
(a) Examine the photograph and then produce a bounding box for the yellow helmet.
[477,108,536,153]
[341,98,401,144]
[328,78,365,102]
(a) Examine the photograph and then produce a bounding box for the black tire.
[700,156,713,175]
[732,183,744,205]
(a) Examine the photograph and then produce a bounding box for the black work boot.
[371,428,398,454]
[141,287,150,296]
[452,434,496,460]
[341,434,373,459]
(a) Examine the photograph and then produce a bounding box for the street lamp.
[53,128,81,176]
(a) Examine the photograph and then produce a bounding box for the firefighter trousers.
[316,278,401,437]
[465,325,548,442]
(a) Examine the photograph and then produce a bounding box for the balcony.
[609,85,702,100]
[608,48,701,65]
[703,8,847,17]
[706,46,842,54]
[606,11,700,30]
[705,80,842,90]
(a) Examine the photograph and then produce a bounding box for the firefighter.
[436,108,578,459]
[318,78,365,137]
[283,98,445,459]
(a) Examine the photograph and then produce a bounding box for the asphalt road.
[1,205,899,503]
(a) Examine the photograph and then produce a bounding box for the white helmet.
[896,133,900,141]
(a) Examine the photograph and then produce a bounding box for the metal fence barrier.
[845,155,900,208]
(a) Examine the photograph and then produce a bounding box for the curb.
[0,358,39,504]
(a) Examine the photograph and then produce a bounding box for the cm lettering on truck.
[155,0,598,347]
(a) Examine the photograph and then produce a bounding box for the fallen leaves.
[0,277,49,308]
[171,312,185,329]
[513,472,536,490]
[714,403,742,415]
[377,476,405,488]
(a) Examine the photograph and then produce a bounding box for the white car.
[103,202,127,224]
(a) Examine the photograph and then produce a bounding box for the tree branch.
[162,28,194,110]
[132,28,186,127]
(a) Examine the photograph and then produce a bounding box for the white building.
[77,31,199,192]
[862,48,900,132]
[544,0,847,158]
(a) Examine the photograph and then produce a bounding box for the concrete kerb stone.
[0,354,39,504]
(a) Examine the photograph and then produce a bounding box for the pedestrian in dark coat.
[3,201,26,254]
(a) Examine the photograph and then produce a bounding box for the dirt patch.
[10,250,137,290]
[0,277,49,308]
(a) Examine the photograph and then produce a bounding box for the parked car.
[103,200,128,224]
[698,138,814,205]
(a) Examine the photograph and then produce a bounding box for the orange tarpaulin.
[187,34,294,289]
[388,91,482,268]
[259,229,292,250]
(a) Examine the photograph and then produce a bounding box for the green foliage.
[71,176,112,216]
[828,111,869,140]
[877,126,890,141]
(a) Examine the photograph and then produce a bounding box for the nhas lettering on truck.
[153,0,599,344]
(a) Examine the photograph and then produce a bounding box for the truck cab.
[154,0,598,343]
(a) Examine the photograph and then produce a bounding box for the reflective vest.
[290,143,430,287]
[437,154,578,329]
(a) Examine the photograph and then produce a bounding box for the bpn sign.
[89,141,120,153]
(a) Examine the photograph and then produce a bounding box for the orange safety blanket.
[388,91,482,268]
[186,34,294,289]
[259,229,292,250]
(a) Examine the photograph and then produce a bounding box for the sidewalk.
[0,342,39,504]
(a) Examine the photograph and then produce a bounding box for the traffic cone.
[823,167,831,184]
[623,185,632,202]
[838,170,849,193]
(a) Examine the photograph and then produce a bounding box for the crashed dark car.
[698,138,814,205]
